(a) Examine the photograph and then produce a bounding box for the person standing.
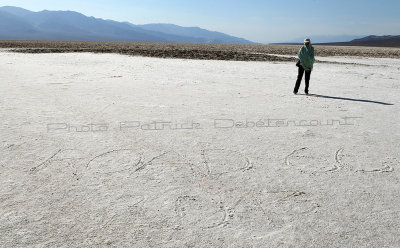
[294,38,315,95]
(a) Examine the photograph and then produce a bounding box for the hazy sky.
[1,0,399,43]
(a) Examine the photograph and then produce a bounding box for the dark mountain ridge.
[319,35,400,47]
[0,6,255,44]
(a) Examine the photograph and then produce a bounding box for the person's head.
[304,38,311,47]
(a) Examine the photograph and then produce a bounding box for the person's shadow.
[305,94,394,106]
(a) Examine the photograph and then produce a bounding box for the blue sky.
[1,0,399,43]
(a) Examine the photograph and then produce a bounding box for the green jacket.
[298,44,315,71]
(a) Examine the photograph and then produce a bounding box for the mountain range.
[322,35,400,47]
[0,6,254,44]
[275,35,400,47]
[1,6,399,47]
[285,35,364,44]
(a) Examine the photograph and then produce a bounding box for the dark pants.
[294,66,311,93]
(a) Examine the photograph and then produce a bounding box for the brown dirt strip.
[1,40,400,62]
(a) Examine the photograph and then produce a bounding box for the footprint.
[30,148,86,177]
[285,147,333,174]
[231,194,275,225]
[196,149,253,178]
[85,148,169,176]
[251,190,320,217]
[174,195,227,229]
[269,191,320,215]
[230,190,319,234]
[339,147,396,173]
[85,148,140,175]
[356,161,394,173]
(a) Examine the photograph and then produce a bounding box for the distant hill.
[135,23,252,44]
[319,35,400,47]
[273,35,400,47]
[0,6,255,44]
[347,35,400,47]
[280,35,363,44]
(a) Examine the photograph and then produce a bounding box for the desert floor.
[1,50,400,247]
